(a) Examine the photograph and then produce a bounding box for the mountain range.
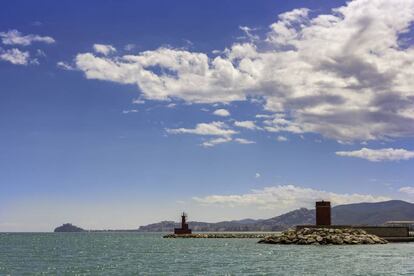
[137,200,414,232]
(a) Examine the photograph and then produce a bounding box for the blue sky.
[1,0,414,231]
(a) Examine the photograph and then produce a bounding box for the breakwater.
[163,233,272,238]
[259,228,388,245]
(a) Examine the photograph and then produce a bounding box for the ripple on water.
[0,233,413,275]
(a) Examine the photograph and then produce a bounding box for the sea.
[0,232,413,275]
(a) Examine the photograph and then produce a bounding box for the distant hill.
[332,200,414,225]
[54,223,85,232]
[137,200,414,232]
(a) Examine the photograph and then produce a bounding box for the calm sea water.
[0,232,413,275]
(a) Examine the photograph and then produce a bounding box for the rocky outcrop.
[258,228,388,245]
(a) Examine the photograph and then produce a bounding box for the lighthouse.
[174,212,192,234]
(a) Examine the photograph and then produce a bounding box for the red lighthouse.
[174,212,192,234]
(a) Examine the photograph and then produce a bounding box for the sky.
[1,0,414,232]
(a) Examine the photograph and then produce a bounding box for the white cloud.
[276,135,288,142]
[73,0,414,142]
[57,61,75,70]
[202,136,232,147]
[234,120,257,130]
[255,114,273,119]
[0,48,31,65]
[166,121,237,137]
[166,121,253,147]
[193,185,390,212]
[93,44,116,56]
[213,109,230,117]
[255,172,261,178]
[234,138,255,144]
[399,186,414,195]
[239,26,259,41]
[122,109,138,114]
[0,29,55,46]
[35,49,46,57]
[132,98,146,104]
[263,114,305,134]
[336,148,414,162]
[124,44,136,51]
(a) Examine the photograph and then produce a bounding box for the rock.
[54,223,85,232]
[335,237,344,245]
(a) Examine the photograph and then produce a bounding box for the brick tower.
[316,201,331,226]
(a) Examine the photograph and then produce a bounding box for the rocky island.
[258,228,388,245]
[54,223,85,232]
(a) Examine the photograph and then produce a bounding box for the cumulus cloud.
[336,148,414,162]
[0,29,55,46]
[72,0,414,142]
[93,44,116,56]
[212,109,230,117]
[0,48,31,65]
[234,120,257,130]
[193,185,390,211]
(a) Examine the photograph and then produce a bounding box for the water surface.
[0,233,413,275]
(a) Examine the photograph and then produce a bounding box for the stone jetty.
[258,228,388,245]
[163,233,270,238]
